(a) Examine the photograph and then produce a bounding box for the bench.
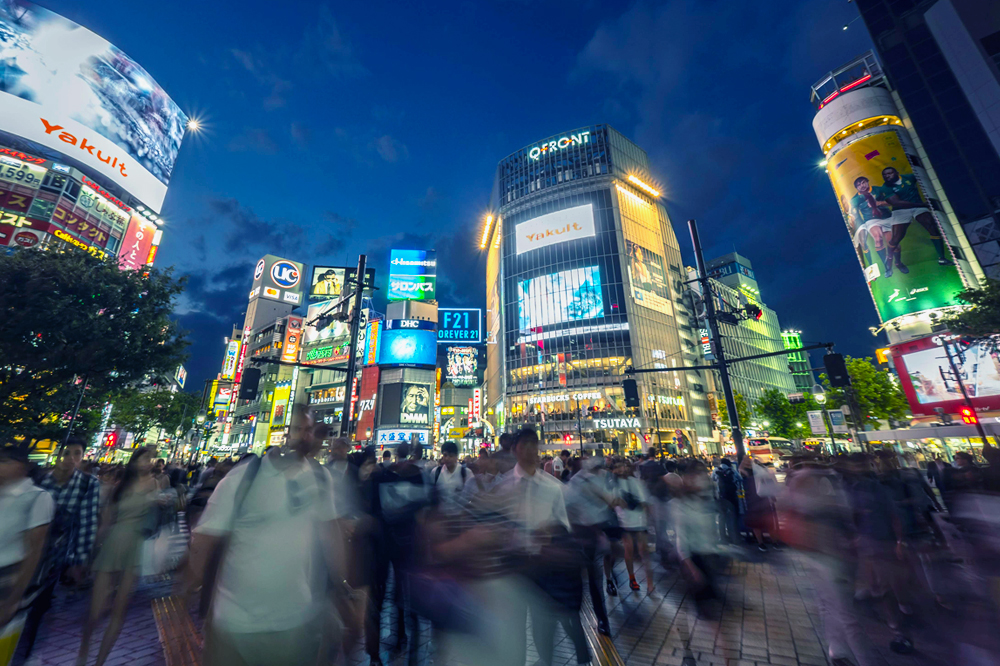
[152,596,202,666]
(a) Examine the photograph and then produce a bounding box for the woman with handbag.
[608,459,654,595]
[76,447,159,666]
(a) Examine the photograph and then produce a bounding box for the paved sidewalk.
[16,547,954,666]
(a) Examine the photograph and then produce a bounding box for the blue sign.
[715,262,755,281]
[378,328,437,367]
[389,249,437,276]
[270,260,301,288]
[385,319,437,331]
[388,249,437,302]
[438,308,482,344]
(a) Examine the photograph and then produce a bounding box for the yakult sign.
[515,204,595,255]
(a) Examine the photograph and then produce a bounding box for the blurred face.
[330,440,349,462]
[59,444,84,472]
[289,408,318,455]
[882,168,898,183]
[614,461,628,477]
[442,450,458,471]
[515,438,539,472]
[359,458,377,481]
[135,451,154,475]
[856,179,870,194]
[0,455,26,485]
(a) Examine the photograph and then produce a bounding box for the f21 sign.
[437,308,482,344]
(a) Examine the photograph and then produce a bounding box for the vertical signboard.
[828,409,848,434]
[118,215,156,271]
[472,388,482,423]
[806,410,826,435]
[365,320,381,366]
[221,340,240,380]
[281,316,303,364]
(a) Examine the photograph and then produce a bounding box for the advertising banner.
[281,316,303,364]
[438,308,482,344]
[806,410,827,435]
[388,249,437,302]
[378,328,437,367]
[891,334,1000,415]
[445,346,478,387]
[827,130,964,321]
[309,266,346,301]
[625,240,673,316]
[376,429,428,446]
[0,2,188,211]
[269,384,291,430]
[364,320,381,366]
[515,203,595,255]
[222,340,240,380]
[174,365,186,389]
[303,301,350,344]
[251,255,305,304]
[355,366,381,441]
[399,383,432,426]
[117,215,156,271]
[828,410,848,434]
[518,266,604,331]
[52,204,112,249]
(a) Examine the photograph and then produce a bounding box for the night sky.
[43,0,880,393]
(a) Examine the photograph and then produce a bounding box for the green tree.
[110,388,201,444]
[820,356,908,431]
[717,392,752,428]
[942,279,1000,345]
[754,388,816,440]
[0,250,188,441]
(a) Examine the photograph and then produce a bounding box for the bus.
[745,437,796,463]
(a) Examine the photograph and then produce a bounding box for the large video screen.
[892,335,1000,415]
[303,301,350,344]
[445,346,478,387]
[378,328,437,367]
[388,249,437,302]
[518,266,604,331]
[0,1,187,211]
[515,204,595,255]
[626,241,672,316]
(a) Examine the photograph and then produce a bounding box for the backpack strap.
[229,455,262,529]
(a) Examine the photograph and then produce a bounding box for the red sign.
[281,316,303,364]
[52,205,110,248]
[13,230,40,247]
[0,190,32,213]
[0,147,45,165]
[118,214,156,270]
[355,366,381,441]
[891,334,1000,416]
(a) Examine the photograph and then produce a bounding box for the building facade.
[781,330,816,393]
[484,125,702,454]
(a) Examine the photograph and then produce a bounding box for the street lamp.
[762,421,770,428]
[796,422,803,428]
[197,410,207,425]
[811,383,826,404]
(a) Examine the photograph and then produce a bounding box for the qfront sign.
[527,131,591,161]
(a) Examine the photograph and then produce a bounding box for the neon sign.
[527,131,591,161]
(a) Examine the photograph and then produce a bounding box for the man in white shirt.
[0,443,54,628]
[181,405,344,666]
[432,441,470,511]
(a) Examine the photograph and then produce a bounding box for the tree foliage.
[942,279,1000,346]
[820,356,909,430]
[0,249,188,440]
[754,388,820,440]
[717,392,752,428]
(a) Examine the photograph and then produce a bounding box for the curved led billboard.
[0,1,187,211]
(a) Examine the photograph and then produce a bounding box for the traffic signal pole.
[688,219,745,461]
[941,338,991,447]
[338,254,367,439]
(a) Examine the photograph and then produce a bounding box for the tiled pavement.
[17,546,952,666]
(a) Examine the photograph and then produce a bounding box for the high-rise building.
[686,264,797,415]
[854,0,1000,278]
[781,330,816,393]
[483,125,707,455]
[811,51,982,344]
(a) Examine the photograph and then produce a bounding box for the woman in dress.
[77,447,159,666]
[608,459,655,595]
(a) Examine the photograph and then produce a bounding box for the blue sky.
[43,0,877,392]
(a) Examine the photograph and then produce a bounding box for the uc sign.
[271,261,300,288]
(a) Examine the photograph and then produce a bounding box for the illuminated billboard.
[0,2,188,211]
[117,215,156,271]
[303,301,350,345]
[891,335,1000,415]
[388,249,437,301]
[827,130,964,322]
[515,204,595,255]
[281,316,303,364]
[438,308,482,344]
[378,328,437,367]
[221,340,240,380]
[518,266,604,331]
[309,266,376,301]
[445,346,478,387]
[379,383,433,427]
[251,255,305,305]
[625,241,672,316]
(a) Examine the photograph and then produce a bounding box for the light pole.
[811,384,838,453]
[188,410,207,464]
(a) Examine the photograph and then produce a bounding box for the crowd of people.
[2,410,1000,666]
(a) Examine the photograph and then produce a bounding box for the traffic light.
[824,353,850,388]
[564,433,572,443]
[103,432,117,447]
[959,406,979,425]
[622,379,641,408]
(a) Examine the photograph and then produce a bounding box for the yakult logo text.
[40,118,128,177]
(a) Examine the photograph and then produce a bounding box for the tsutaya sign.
[592,417,642,429]
[527,131,591,161]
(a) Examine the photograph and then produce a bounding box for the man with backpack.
[432,441,470,512]
[181,404,345,666]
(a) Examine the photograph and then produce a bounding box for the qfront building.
[0,2,187,264]
[483,125,707,455]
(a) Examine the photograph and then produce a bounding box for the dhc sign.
[527,131,591,161]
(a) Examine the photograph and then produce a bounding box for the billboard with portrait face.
[826,129,964,322]
[398,383,432,426]
[518,266,604,331]
[625,241,672,316]
[310,267,346,301]
[445,346,479,387]
[0,2,188,211]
